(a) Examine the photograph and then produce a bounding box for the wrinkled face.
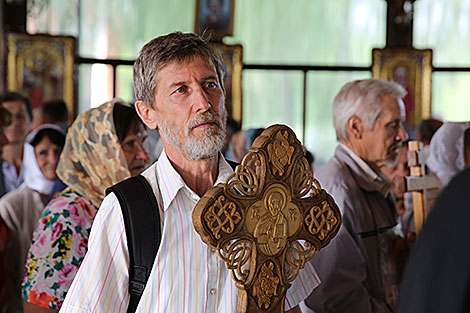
[153,56,227,160]
[121,124,148,176]
[2,101,31,144]
[361,96,406,168]
[34,136,62,181]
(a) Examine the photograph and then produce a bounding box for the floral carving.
[204,195,242,239]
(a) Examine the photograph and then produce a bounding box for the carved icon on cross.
[193,124,342,313]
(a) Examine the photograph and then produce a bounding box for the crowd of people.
[0,31,468,313]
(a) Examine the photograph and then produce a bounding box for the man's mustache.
[387,140,406,154]
[187,112,223,131]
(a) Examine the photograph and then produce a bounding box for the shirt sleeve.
[59,193,130,313]
[284,260,320,310]
[304,185,393,313]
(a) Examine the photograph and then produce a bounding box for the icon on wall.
[7,33,76,118]
[195,0,235,41]
[372,48,433,129]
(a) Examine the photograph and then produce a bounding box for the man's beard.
[158,109,227,160]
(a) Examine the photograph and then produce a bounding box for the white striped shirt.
[59,151,320,313]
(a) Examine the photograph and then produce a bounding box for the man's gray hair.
[333,78,406,141]
[133,32,225,107]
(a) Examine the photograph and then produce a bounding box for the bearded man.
[59,32,319,313]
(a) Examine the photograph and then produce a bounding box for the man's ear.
[347,115,364,140]
[135,100,158,130]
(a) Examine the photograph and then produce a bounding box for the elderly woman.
[21,99,148,313]
[0,124,66,313]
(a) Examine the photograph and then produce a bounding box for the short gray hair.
[133,32,225,107]
[333,78,406,141]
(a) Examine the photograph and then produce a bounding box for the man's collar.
[339,143,394,197]
[156,150,233,211]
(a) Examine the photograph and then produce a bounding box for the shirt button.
[211,248,216,253]
[210,288,216,295]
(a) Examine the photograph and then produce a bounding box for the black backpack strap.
[106,175,161,313]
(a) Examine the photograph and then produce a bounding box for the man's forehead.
[381,96,402,114]
[157,56,217,80]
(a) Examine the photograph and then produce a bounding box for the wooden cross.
[406,140,440,234]
[193,124,342,313]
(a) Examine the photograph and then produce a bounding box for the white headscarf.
[23,124,66,195]
[426,121,470,188]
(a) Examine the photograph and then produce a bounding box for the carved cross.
[406,140,440,233]
[193,125,342,313]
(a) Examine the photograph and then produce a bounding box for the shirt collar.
[340,143,394,197]
[156,150,234,212]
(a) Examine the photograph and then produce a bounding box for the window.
[414,0,470,122]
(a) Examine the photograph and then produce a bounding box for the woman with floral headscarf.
[0,124,65,313]
[21,99,148,313]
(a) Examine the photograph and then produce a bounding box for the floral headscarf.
[57,99,131,207]
[426,121,470,188]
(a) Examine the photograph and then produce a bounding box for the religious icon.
[194,0,235,40]
[250,185,298,256]
[393,65,415,124]
[372,48,432,129]
[6,33,76,118]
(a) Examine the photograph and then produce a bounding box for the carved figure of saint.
[253,190,288,255]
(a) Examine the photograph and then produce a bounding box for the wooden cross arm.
[405,175,440,192]
[406,140,441,234]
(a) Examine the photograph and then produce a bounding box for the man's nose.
[135,142,148,160]
[396,123,407,141]
[192,87,211,113]
[48,151,60,164]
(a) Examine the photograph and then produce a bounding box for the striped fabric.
[59,151,320,313]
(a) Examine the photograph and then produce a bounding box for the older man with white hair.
[304,78,408,313]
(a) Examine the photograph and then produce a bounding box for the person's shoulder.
[0,184,30,208]
[45,189,97,218]
[316,156,354,191]
[0,185,34,231]
[97,189,122,221]
[58,189,93,203]
[315,156,360,217]
[445,167,470,192]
